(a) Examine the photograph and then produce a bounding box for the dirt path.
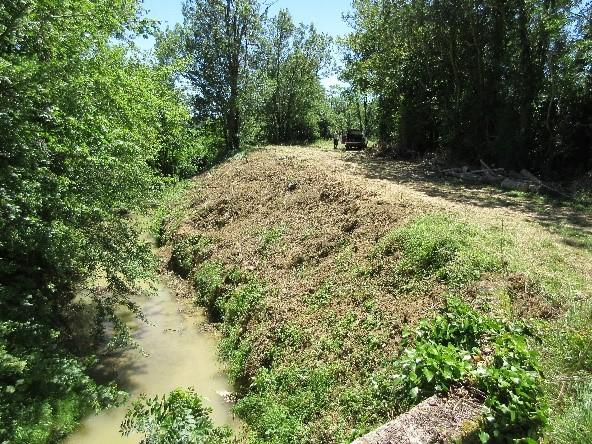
[265,145,591,232]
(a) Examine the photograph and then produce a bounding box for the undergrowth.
[392,298,546,442]
[150,180,193,247]
[1,322,122,443]
[546,381,592,444]
[539,299,592,443]
[193,261,248,324]
[161,198,589,443]
[170,234,214,278]
[374,214,509,289]
[10,395,88,444]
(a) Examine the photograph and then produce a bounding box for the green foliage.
[183,0,263,153]
[152,95,221,179]
[234,365,338,444]
[375,214,507,288]
[120,388,232,444]
[193,261,246,322]
[0,322,122,443]
[150,181,193,247]
[344,0,592,177]
[259,10,333,144]
[191,260,263,383]
[257,226,285,255]
[0,0,201,440]
[391,299,546,442]
[218,279,265,385]
[546,381,592,444]
[180,3,333,150]
[170,235,214,278]
[539,299,592,441]
[326,85,376,139]
[542,299,592,375]
[221,279,264,328]
[9,392,118,444]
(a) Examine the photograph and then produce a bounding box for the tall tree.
[260,9,332,143]
[344,0,592,177]
[327,85,376,137]
[0,0,199,439]
[182,0,262,152]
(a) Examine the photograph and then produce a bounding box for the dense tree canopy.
[0,0,202,440]
[179,1,333,151]
[259,10,333,143]
[327,84,377,138]
[344,0,592,176]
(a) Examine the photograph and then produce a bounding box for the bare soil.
[167,145,590,326]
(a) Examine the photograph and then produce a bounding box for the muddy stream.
[64,279,239,443]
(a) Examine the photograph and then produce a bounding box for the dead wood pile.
[442,160,563,195]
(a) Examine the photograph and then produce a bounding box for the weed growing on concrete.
[391,298,546,442]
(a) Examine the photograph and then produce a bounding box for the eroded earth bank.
[158,146,592,443]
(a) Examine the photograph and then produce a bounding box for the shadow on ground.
[339,151,592,235]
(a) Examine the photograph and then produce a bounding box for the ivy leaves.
[393,299,547,442]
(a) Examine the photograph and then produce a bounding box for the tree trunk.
[228,70,240,151]
[363,92,369,136]
[517,1,534,163]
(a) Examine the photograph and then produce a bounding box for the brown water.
[64,281,238,443]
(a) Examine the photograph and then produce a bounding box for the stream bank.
[63,278,239,443]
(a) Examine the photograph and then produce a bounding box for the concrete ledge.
[351,388,483,444]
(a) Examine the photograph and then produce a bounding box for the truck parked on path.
[342,129,367,150]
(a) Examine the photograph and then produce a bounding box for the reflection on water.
[64,281,238,444]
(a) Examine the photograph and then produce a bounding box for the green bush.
[169,235,214,278]
[389,299,547,442]
[234,365,338,444]
[121,388,232,443]
[193,261,246,322]
[376,214,507,288]
[0,322,122,443]
[154,119,225,180]
[222,280,265,328]
[150,181,192,247]
[10,396,83,444]
[218,279,265,386]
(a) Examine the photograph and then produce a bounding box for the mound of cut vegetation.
[156,146,592,443]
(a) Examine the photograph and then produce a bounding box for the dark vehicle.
[342,129,367,150]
